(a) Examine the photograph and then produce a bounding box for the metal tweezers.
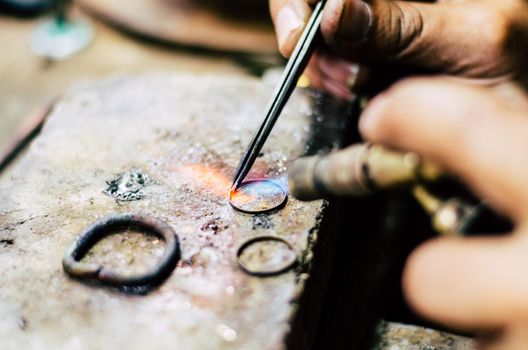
[231,0,327,189]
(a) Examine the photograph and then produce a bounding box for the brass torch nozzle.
[288,143,442,201]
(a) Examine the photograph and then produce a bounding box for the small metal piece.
[63,214,180,287]
[231,0,327,189]
[236,235,298,277]
[229,179,287,214]
[412,185,478,236]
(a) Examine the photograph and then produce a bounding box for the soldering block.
[0,73,351,349]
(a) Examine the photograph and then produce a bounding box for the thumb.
[322,0,507,77]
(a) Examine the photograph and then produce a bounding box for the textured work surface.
[374,322,475,350]
[0,74,334,349]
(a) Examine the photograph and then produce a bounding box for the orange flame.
[178,164,259,204]
[178,164,232,197]
[229,186,257,205]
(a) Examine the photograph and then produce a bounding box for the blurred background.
[0,0,282,153]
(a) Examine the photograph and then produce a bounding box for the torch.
[288,143,509,235]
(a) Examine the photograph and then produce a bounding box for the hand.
[359,77,528,349]
[270,0,528,97]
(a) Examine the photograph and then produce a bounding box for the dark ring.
[236,235,298,277]
[63,214,180,287]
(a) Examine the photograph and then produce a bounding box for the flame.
[229,186,257,205]
[178,164,232,197]
[177,164,257,203]
[176,164,289,203]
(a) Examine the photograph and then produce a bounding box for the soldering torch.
[287,143,510,235]
[289,143,443,200]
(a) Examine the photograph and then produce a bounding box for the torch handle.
[288,143,443,200]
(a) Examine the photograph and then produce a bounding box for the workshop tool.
[232,0,326,190]
[63,214,180,288]
[288,143,510,235]
[31,0,93,60]
[288,143,443,200]
[412,185,480,235]
[412,185,511,236]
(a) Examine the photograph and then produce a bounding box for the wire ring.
[63,214,180,287]
[236,235,298,277]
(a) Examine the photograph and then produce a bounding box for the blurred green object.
[30,0,93,60]
[30,18,93,60]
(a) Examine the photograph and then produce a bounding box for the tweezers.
[232,0,327,189]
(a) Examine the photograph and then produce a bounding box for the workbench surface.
[0,73,330,350]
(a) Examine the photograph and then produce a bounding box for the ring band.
[236,235,298,277]
[63,214,180,288]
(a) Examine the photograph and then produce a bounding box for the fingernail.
[359,94,389,137]
[317,54,359,92]
[346,63,360,89]
[328,0,373,43]
[276,5,303,52]
[322,79,355,101]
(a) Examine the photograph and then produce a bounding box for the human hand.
[270,0,528,97]
[359,77,528,349]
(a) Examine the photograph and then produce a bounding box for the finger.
[317,54,359,89]
[479,322,528,350]
[305,60,354,100]
[316,54,357,99]
[270,0,314,57]
[314,52,382,94]
[403,232,528,330]
[359,78,528,221]
[321,78,355,100]
[304,54,326,90]
[321,0,511,78]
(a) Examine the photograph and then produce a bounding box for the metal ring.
[63,214,180,287]
[236,235,298,277]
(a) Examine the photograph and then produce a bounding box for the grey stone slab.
[0,74,333,350]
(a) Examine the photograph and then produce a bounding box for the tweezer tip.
[230,181,240,192]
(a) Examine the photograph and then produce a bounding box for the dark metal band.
[63,214,180,287]
[236,235,298,277]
